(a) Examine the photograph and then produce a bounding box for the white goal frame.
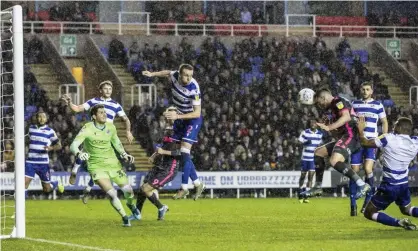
[118,11,151,36]
[0,5,25,239]
[285,14,317,37]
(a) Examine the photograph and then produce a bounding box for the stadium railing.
[23,21,418,38]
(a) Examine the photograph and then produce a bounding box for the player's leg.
[94,171,130,227]
[300,142,331,198]
[112,169,141,220]
[304,163,316,203]
[298,168,307,203]
[36,164,64,193]
[349,148,363,216]
[139,183,169,220]
[174,118,205,200]
[364,183,415,230]
[69,157,83,185]
[397,184,418,230]
[329,138,369,199]
[361,148,377,213]
[25,163,35,199]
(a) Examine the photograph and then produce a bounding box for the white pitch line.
[26,237,124,251]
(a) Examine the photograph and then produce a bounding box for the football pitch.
[2,198,418,251]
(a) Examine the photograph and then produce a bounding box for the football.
[298,88,315,105]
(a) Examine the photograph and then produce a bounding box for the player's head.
[90,104,107,124]
[393,117,413,135]
[310,118,318,129]
[98,80,113,98]
[314,88,332,109]
[36,111,48,126]
[178,64,194,85]
[360,82,373,100]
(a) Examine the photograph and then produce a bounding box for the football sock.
[349,179,357,207]
[181,150,192,187]
[50,181,58,191]
[333,162,365,186]
[408,207,418,217]
[314,156,325,187]
[148,193,164,209]
[107,189,126,217]
[363,173,374,208]
[121,185,135,206]
[71,157,83,173]
[136,190,147,212]
[373,212,400,227]
[87,177,94,188]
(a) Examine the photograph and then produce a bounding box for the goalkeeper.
[70,104,140,227]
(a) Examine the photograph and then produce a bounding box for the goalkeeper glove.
[77,152,90,161]
[121,152,135,163]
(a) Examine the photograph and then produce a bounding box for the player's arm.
[179,105,201,119]
[156,147,181,156]
[118,106,134,144]
[142,70,171,78]
[70,126,88,156]
[110,124,135,163]
[357,116,378,147]
[45,131,62,152]
[327,109,351,131]
[298,131,311,145]
[61,95,85,113]
[377,105,388,135]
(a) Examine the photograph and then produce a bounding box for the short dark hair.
[395,117,413,135]
[179,64,194,74]
[313,88,331,99]
[98,80,113,90]
[361,81,373,89]
[90,104,105,117]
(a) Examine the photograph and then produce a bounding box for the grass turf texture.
[2,198,418,251]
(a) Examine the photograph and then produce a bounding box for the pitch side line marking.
[26,237,124,251]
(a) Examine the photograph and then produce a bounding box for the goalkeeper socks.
[148,193,163,209]
[107,189,126,217]
[136,190,147,212]
[121,185,135,206]
[333,162,365,186]
[373,212,400,227]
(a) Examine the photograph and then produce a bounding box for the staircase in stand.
[29,64,60,100]
[111,64,152,170]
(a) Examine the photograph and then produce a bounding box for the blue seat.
[100,47,109,59]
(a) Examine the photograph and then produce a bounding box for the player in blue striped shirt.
[358,116,418,230]
[298,119,323,203]
[61,80,133,203]
[350,82,388,216]
[25,112,64,195]
[143,64,205,200]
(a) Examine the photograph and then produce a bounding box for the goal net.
[0,5,25,239]
[285,14,317,37]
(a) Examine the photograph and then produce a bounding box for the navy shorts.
[301,160,315,172]
[371,182,411,210]
[25,163,51,183]
[171,117,202,145]
[351,147,377,165]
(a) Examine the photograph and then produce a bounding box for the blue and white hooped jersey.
[298,129,323,161]
[26,125,59,164]
[352,99,386,139]
[82,97,126,123]
[375,133,418,185]
[170,71,201,114]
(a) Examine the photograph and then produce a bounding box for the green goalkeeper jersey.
[70,121,125,170]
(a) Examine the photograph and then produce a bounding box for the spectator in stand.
[253,8,264,24]
[49,3,64,21]
[108,36,127,65]
[336,37,351,58]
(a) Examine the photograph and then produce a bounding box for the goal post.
[0,5,25,239]
[285,14,317,37]
[118,11,151,36]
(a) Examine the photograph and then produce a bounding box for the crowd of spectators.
[122,35,416,172]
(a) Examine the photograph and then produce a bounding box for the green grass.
[2,198,418,251]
